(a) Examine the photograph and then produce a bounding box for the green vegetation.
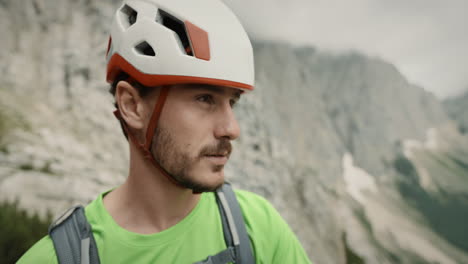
[0,107,9,149]
[394,154,468,253]
[448,154,468,171]
[40,161,54,174]
[428,152,468,178]
[354,208,373,235]
[0,200,52,263]
[343,233,365,264]
[0,94,31,134]
[19,164,34,171]
[459,125,467,134]
[393,155,419,184]
[18,161,55,175]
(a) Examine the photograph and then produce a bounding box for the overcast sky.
[223,0,468,99]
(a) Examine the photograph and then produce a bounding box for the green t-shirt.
[18,189,311,263]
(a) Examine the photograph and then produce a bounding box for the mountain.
[232,42,468,264]
[1,1,468,263]
[444,89,468,134]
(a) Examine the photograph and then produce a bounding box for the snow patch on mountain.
[342,153,377,204]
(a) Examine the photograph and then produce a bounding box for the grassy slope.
[394,154,468,253]
[0,200,52,263]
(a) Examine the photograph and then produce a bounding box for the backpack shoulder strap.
[215,183,255,264]
[48,205,100,264]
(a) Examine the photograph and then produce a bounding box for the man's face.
[150,84,241,192]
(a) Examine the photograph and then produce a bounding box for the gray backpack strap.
[193,247,236,264]
[48,205,100,264]
[215,183,255,264]
[195,183,254,264]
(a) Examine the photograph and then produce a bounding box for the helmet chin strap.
[113,86,200,194]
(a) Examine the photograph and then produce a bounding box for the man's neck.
[103,144,201,235]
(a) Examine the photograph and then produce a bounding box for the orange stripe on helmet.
[106,53,253,90]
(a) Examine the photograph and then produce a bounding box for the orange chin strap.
[113,85,188,190]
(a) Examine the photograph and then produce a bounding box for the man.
[18,0,311,263]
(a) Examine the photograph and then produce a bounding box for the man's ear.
[115,81,146,131]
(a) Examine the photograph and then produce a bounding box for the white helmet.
[106,0,255,91]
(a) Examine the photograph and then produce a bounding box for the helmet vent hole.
[156,9,193,56]
[135,41,156,57]
[120,4,138,29]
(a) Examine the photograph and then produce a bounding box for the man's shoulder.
[234,189,274,213]
[17,196,101,264]
[233,188,284,229]
[232,188,312,264]
[17,235,57,264]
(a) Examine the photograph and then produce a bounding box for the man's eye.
[230,99,238,108]
[197,94,214,104]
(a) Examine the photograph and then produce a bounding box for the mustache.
[199,139,232,157]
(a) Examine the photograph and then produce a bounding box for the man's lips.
[205,151,229,157]
[203,153,229,165]
[200,139,232,166]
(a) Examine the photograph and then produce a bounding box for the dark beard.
[150,126,230,192]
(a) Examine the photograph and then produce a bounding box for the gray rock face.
[1,1,468,263]
[0,0,128,217]
[444,89,468,134]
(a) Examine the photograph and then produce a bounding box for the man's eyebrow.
[197,86,242,99]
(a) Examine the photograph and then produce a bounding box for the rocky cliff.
[444,90,468,134]
[1,1,468,263]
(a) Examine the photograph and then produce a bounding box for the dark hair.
[109,72,154,139]
[109,72,154,105]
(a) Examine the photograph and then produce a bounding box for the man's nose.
[214,106,240,140]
